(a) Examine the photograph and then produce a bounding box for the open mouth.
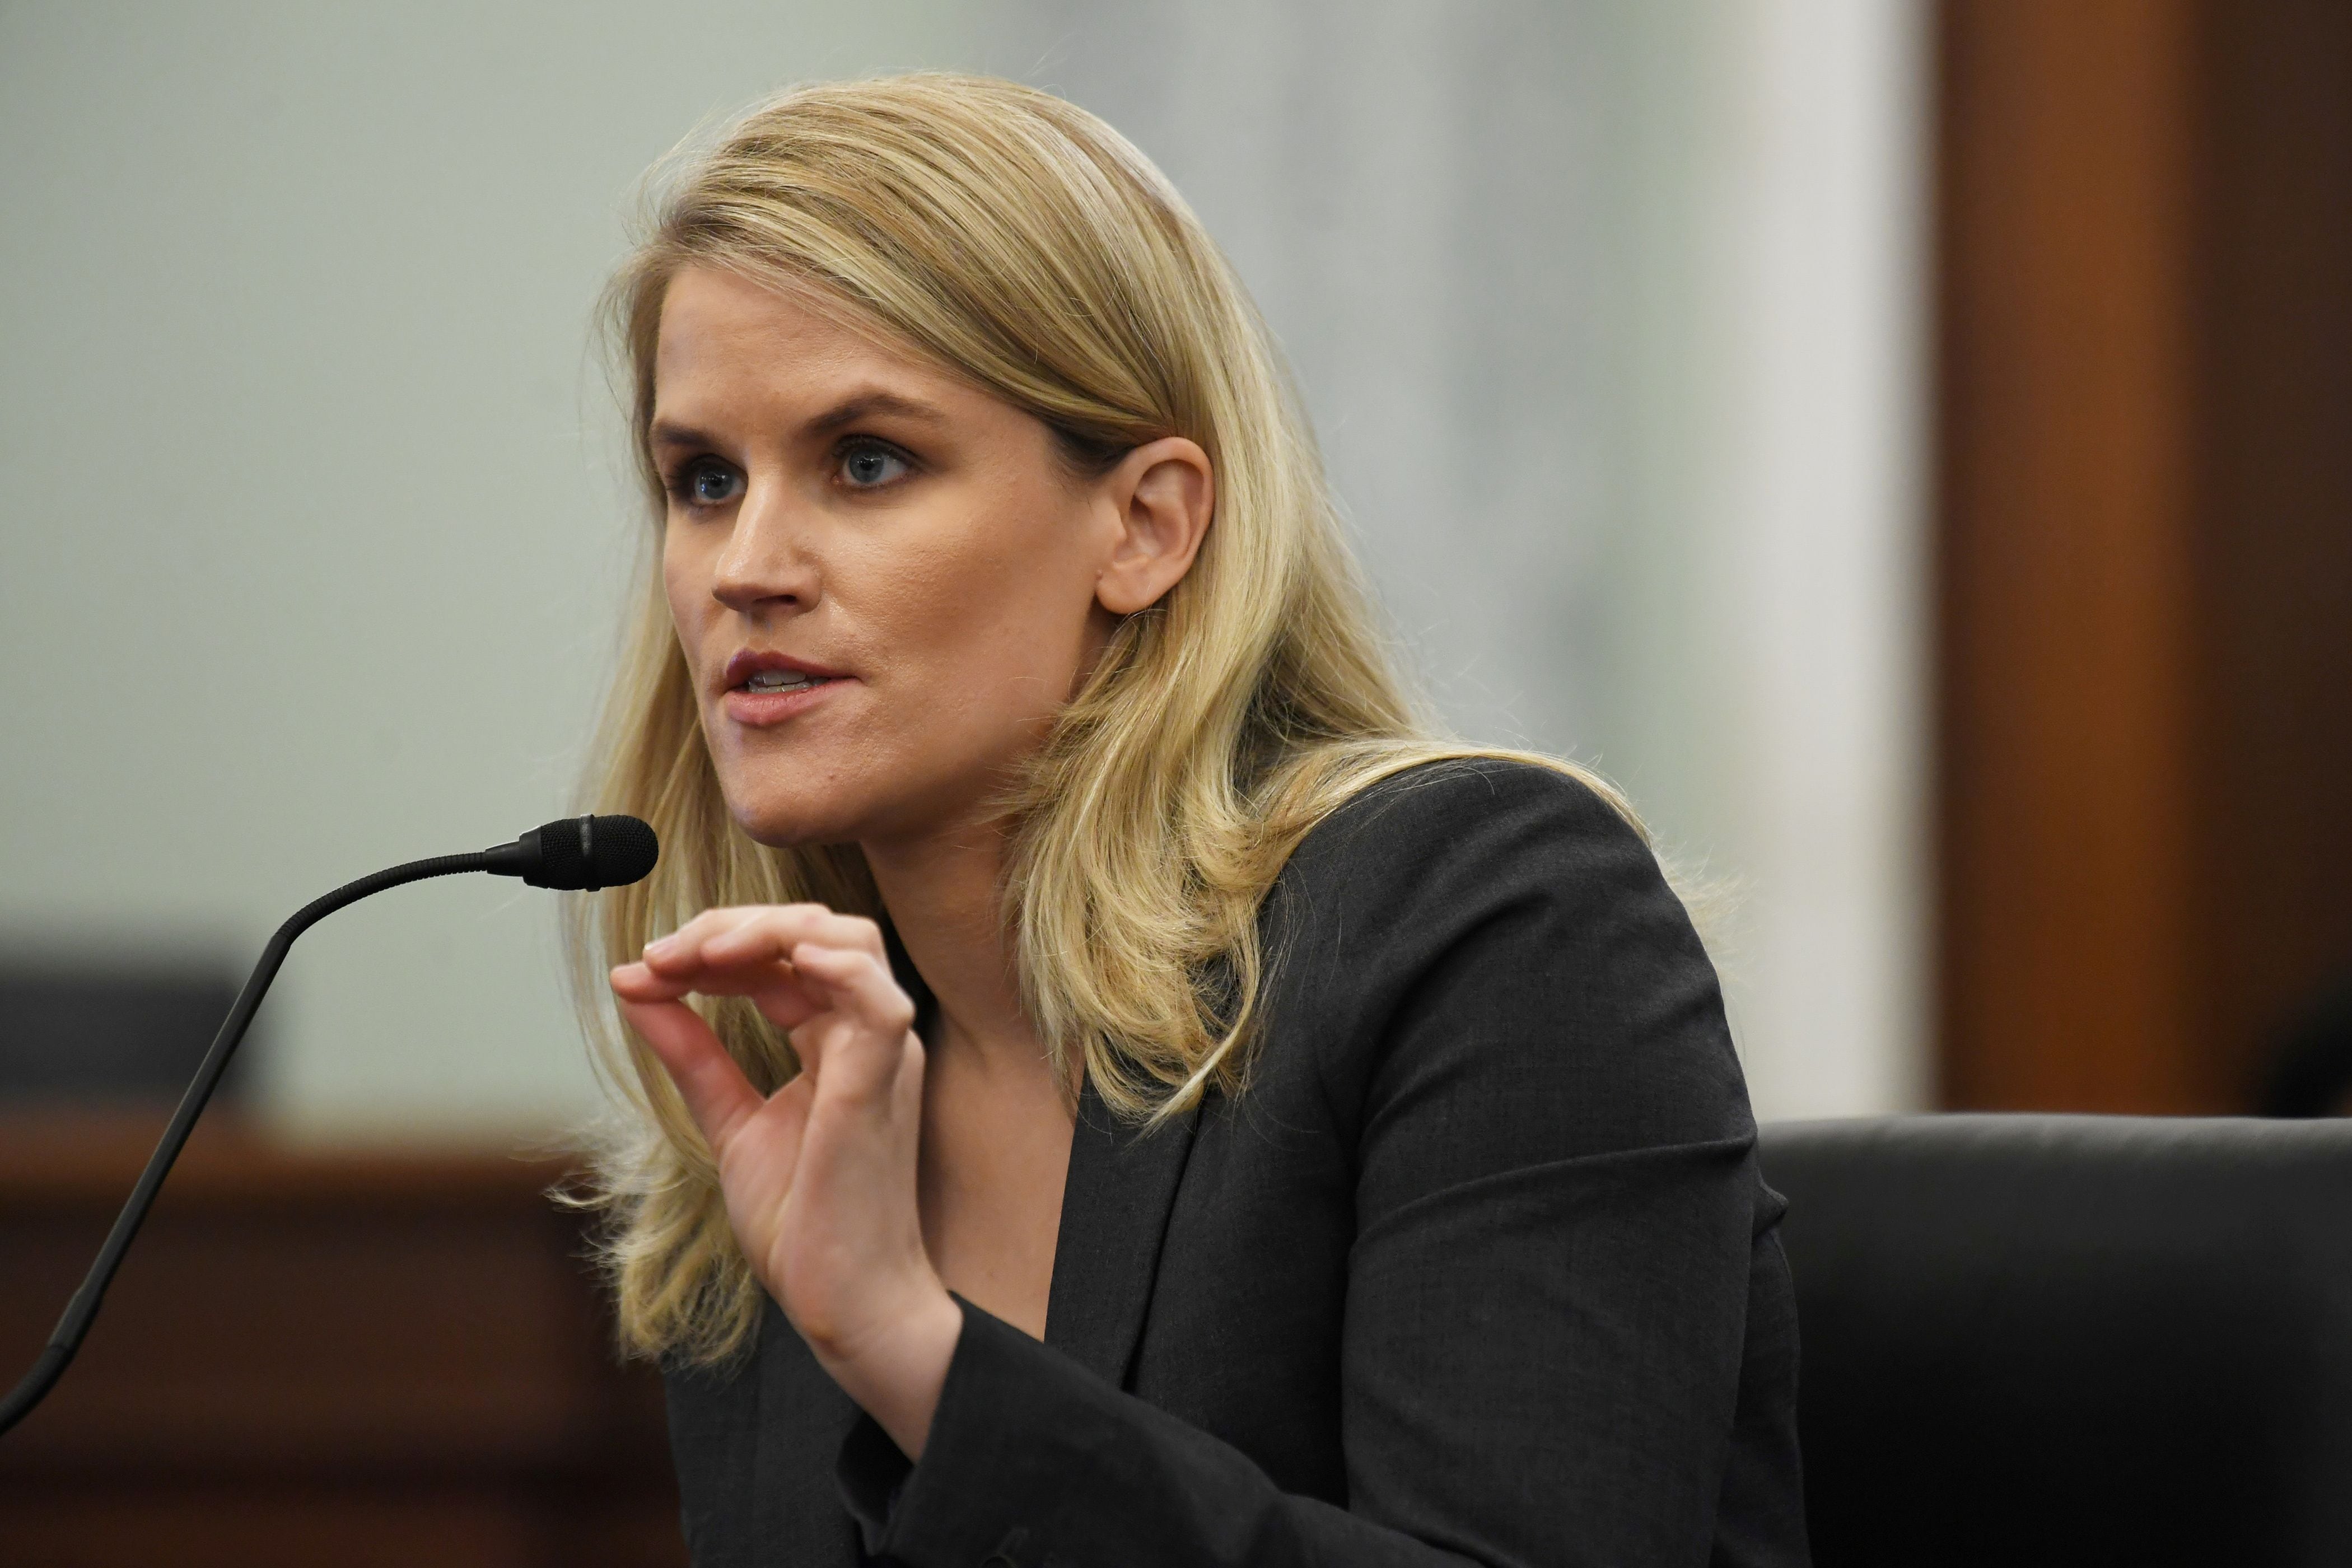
[739,669,837,695]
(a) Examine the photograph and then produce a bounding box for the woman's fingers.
[786,941,918,1096]
[620,904,918,1111]
[612,989,765,1155]
[608,959,695,1003]
[703,908,884,965]
[614,953,822,1029]
[789,941,916,1034]
[645,905,883,977]
[631,906,905,1040]
[639,906,766,973]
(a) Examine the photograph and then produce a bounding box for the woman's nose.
[711,482,819,615]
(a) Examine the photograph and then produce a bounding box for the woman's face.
[651,265,1206,850]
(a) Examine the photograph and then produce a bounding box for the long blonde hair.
[570,73,1635,1363]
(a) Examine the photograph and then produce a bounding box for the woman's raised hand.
[609,906,961,1457]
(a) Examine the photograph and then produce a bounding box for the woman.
[577,73,1807,1567]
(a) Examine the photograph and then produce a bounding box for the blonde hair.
[570,72,1635,1363]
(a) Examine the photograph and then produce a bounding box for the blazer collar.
[1044,1073,1201,1387]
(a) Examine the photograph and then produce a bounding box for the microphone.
[0,815,660,1439]
[482,813,661,891]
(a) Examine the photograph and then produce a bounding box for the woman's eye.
[681,460,742,506]
[838,442,911,490]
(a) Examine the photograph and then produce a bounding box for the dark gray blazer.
[664,758,1809,1567]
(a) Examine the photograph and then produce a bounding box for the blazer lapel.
[1044,1075,1201,1386]
[752,1299,867,1567]
[731,1080,1198,1564]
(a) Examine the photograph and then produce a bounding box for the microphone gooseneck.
[0,816,659,1440]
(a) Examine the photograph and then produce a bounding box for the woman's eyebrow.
[648,419,722,453]
[648,393,946,454]
[805,391,948,435]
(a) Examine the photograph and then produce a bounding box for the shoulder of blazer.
[1266,754,1656,978]
[1255,755,1695,1128]
[1281,755,1636,892]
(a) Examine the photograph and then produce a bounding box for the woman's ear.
[1094,436,1214,615]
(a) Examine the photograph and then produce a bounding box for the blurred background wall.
[0,0,1931,1138]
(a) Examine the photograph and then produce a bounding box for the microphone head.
[525,814,660,891]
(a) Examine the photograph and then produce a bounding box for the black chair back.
[0,963,251,1105]
[1761,1115,2352,1568]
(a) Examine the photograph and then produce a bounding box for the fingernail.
[646,934,679,957]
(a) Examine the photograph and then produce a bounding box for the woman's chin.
[725,794,865,852]
[718,763,984,853]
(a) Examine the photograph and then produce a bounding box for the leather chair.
[0,964,253,1105]
[1760,1116,2352,1568]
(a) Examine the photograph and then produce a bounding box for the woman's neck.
[860,819,1040,1076]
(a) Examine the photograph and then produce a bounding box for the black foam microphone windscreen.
[484,815,661,891]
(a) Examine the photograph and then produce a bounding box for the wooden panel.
[1936,0,2200,1110]
[1937,0,2352,1110]
[0,1112,688,1568]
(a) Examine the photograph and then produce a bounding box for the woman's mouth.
[724,673,843,727]
[743,668,830,694]
[721,652,850,727]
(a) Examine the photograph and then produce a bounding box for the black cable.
[0,851,489,1437]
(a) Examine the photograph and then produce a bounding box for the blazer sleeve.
[837,760,1781,1568]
